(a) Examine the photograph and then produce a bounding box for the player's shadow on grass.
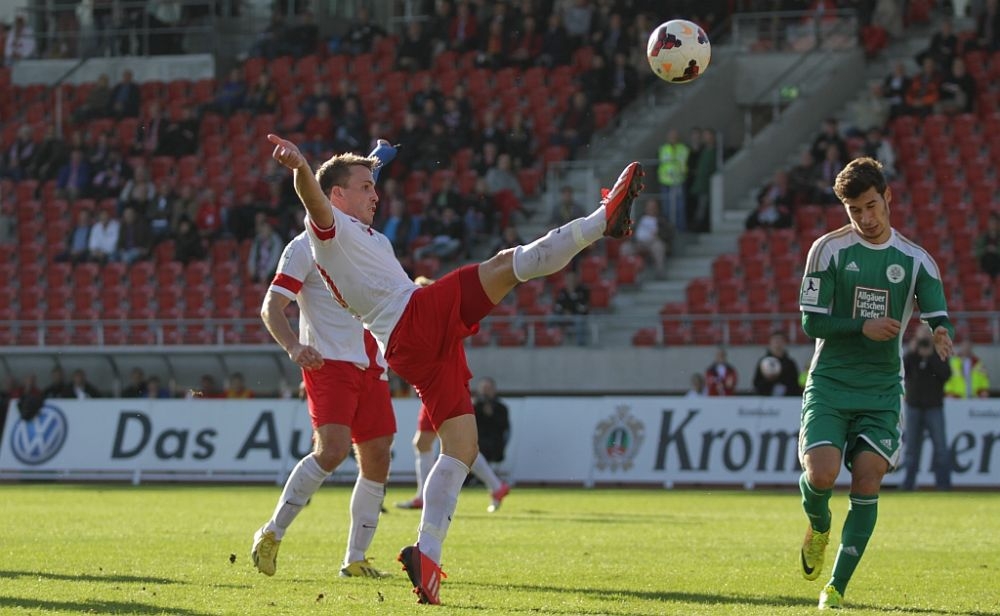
[454,582,998,616]
[0,569,182,585]
[0,597,210,615]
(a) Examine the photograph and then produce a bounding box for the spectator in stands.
[658,128,690,233]
[194,189,223,239]
[539,11,570,67]
[89,132,112,171]
[418,121,452,173]
[485,153,523,201]
[133,101,167,156]
[685,373,707,397]
[553,269,590,345]
[626,198,668,277]
[478,19,509,69]
[300,80,333,122]
[302,101,334,154]
[974,0,1000,51]
[195,374,224,398]
[850,81,890,137]
[905,57,941,117]
[88,208,119,264]
[75,74,113,124]
[864,126,897,179]
[397,20,431,70]
[4,15,36,64]
[608,50,639,108]
[225,372,253,398]
[788,150,820,205]
[147,180,176,242]
[752,330,802,396]
[206,67,246,115]
[330,77,361,117]
[115,205,153,264]
[476,109,505,153]
[883,60,911,119]
[70,369,101,398]
[705,347,738,396]
[409,73,444,118]
[0,201,12,244]
[579,53,610,103]
[118,165,155,216]
[465,177,498,242]
[746,170,793,230]
[3,125,36,181]
[561,0,594,48]
[448,1,479,52]
[146,375,172,398]
[245,71,278,115]
[57,209,93,263]
[945,340,991,398]
[424,0,453,55]
[550,185,584,226]
[28,125,69,182]
[916,17,958,73]
[414,206,465,261]
[109,69,141,118]
[594,12,628,60]
[809,118,847,167]
[509,14,542,68]
[473,377,510,466]
[173,216,205,264]
[91,148,132,199]
[504,111,534,170]
[815,143,845,205]
[377,199,414,257]
[43,367,73,398]
[340,5,384,55]
[429,173,464,213]
[334,97,368,153]
[247,213,283,283]
[689,128,717,232]
[56,149,92,201]
[170,182,198,229]
[394,111,424,172]
[974,212,1000,279]
[938,56,976,115]
[554,90,594,159]
[162,105,199,156]
[872,0,904,39]
[121,367,147,397]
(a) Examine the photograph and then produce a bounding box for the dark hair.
[315,153,377,195]
[833,157,887,201]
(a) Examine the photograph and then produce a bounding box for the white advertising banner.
[1,397,998,487]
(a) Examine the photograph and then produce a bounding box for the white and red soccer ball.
[646,19,712,84]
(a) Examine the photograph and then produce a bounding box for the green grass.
[1,485,998,615]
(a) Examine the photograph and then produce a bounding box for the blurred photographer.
[900,326,952,491]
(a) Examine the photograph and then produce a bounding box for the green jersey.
[799,225,949,408]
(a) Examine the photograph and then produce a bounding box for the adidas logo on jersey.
[845,261,860,272]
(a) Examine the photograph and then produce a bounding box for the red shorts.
[417,404,434,432]
[386,264,495,432]
[302,359,396,443]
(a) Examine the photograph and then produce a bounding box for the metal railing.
[4,312,999,350]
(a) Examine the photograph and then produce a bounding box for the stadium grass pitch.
[1,484,998,615]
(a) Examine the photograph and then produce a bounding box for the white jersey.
[306,207,417,356]
[270,232,388,374]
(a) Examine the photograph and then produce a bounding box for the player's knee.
[313,441,350,472]
[806,467,838,490]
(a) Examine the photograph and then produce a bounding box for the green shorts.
[799,391,902,471]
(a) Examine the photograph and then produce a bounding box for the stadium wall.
[11,55,215,85]
[3,397,998,488]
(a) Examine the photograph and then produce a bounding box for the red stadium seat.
[99,262,126,287]
[632,327,659,347]
[589,279,615,310]
[579,255,607,285]
[128,261,155,287]
[496,327,527,347]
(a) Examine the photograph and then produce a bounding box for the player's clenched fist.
[862,317,901,342]
[289,343,324,370]
[267,133,307,170]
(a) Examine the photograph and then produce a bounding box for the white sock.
[512,206,607,281]
[266,454,330,540]
[415,448,435,498]
[417,454,469,564]
[344,476,385,564]
[470,453,503,493]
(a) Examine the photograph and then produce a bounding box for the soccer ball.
[646,19,711,84]
[759,356,782,379]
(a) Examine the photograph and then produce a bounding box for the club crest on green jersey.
[886,264,905,284]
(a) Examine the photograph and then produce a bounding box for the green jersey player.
[796,158,954,610]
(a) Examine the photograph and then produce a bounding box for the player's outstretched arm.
[267,133,333,229]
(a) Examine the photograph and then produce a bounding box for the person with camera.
[901,326,953,491]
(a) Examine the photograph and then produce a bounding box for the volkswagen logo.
[10,404,68,465]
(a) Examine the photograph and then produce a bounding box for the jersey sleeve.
[269,237,312,301]
[914,250,949,320]
[799,238,837,315]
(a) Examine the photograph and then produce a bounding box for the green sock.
[829,493,879,596]
[799,473,832,533]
